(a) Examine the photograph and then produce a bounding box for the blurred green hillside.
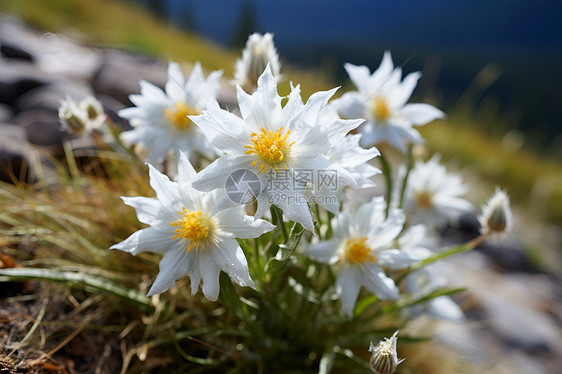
[1,0,561,231]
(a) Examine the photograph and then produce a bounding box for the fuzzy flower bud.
[80,96,104,122]
[479,188,513,236]
[58,97,90,135]
[234,32,281,93]
[369,331,404,374]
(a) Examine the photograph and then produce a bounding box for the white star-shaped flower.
[403,155,472,228]
[335,51,444,153]
[304,197,414,316]
[119,61,222,165]
[110,152,274,300]
[234,32,281,93]
[190,64,362,232]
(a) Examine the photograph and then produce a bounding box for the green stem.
[271,205,288,242]
[379,153,392,218]
[399,234,489,283]
[399,145,414,208]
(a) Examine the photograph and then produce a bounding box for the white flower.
[110,152,274,300]
[234,32,281,93]
[335,51,444,153]
[479,187,513,237]
[58,96,91,136]
[369,331,404,374]
[119,62,222,165]
[320,104,381,188]
[190,64,362,232]
[403,155,472,228]
[305,197,413,316]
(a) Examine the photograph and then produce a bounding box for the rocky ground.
[1,15,561,374]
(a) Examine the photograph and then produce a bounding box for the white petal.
[335,92,366,120]
[344,63,372,93]
[331,211,352,241]
[185,61,205,93]
[148,163,181,206]
[274,190,315,232]
[399,103,445,126]
[176,151,197,185]
[360,263,399,300]
[377,249,414,270]
[301,87,339,127]
[147,242,194,296]
[304,241,340,264]
[165,62,186,102]
[236,85,254,120]
[211,239,255,289]
[198,251,222,301]
[336,265,362,317]
[215,208,275,238]
[391,71,421,107]
[110,227,174,255]
[366,209,405,250]
[191,103,248,153]
[191,155,251,192]
[121,196,172,225]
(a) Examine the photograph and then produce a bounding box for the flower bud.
[80,96,104,121]
[369,331,404,374]
[58,97,90,135]
[479,188,512,236]
[234,33,281,93]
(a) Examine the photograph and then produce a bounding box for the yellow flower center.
[164,102,200,130]
[244,126,295,173]
[416,191,433,209]
[344,237,376,264]
[170,208,212,252]
[371,96,391,122]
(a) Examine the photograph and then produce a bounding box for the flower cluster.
[63,32,516,370]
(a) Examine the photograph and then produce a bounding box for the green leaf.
[265,222,304,274]
[353,294,378,317]
[407,287,466,307]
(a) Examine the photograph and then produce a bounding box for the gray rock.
[0,42,34,62]
[482,294,561,352]
[14,80,92,112]
[0,103,14,122]
[0,61,50,106]
[0,15,101,80]
[11,109,65,149]
[92,50,167,105]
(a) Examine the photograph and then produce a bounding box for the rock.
[0,103,14,122]
[0,42,34,62]
[14,80,93,112]
[0,61,50,106]
[11,109,65,150]
[482,294,560,352]
[0,15,101,80]
[96,94,131,130]
[92,50,166,105]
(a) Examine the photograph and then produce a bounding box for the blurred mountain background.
[1,0,561,229]
[134,0,562,150]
